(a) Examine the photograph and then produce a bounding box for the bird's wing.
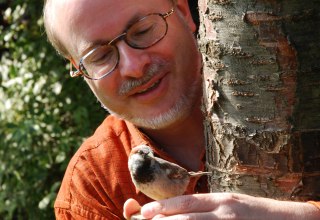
[155,157,188,180]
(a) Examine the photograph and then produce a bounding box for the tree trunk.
[198,0,320,201]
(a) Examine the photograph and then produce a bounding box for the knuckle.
[214,193,242,219]
[219,192,239,204]
[179,196,196,211]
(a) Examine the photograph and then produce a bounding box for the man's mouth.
[135,80,161,95]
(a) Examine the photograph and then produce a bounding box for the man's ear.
[175,0,197,33]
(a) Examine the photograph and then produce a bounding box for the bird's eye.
[139,148,150,155]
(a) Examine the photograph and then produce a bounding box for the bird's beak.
[147,151,153,158]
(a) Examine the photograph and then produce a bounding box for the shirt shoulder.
[54,115,152,219]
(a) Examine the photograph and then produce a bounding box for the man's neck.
[142,106,205,171]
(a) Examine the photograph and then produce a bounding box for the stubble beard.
[103,80,201,130]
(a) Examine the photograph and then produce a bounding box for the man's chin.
[103,104,189,130]
[113,112,183,130]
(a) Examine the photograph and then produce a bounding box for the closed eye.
[87,46,115,66]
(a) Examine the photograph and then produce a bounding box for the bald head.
[43,0,69,57]
[43,0,177,59]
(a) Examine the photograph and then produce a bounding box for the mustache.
[118,62,168,96]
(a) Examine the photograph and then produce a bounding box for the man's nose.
[116,41,151,79]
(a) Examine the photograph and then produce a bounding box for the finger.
[123,198,142,219]
[152,214,166,219]
[141,194,217,218]
[153,212,217,220]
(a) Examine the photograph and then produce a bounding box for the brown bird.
[128,144,211,201]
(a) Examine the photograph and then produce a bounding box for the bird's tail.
[188,171,211,177]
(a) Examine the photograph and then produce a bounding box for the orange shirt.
[54,115,207,219]
[54,115,320,219]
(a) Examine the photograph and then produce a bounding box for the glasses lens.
[82,45,118,79]
[127,14,167,48]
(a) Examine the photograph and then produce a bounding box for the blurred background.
[0,1,106,219]
[0,1,199,219]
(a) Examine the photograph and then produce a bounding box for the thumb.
[123,198,142,219]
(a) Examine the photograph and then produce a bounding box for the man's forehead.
[53,0,167,29]
[50,0,172,60]
[53,0,170,58]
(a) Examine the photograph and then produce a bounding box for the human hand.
[124,193,320,220]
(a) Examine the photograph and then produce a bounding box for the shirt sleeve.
[55,207,121,220]
[53,116,150,220]
[53,143,130,220]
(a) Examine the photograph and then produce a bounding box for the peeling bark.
[198,0,320,200]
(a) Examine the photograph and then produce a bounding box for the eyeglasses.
[70,6,175,80]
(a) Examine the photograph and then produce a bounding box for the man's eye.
[89,49,113,65]
[133,26,154,36]
[131,23,157,39]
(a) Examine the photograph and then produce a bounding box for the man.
[43,0,320,219]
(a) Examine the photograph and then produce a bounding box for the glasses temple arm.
[69,61,83,78]
[163,7,175,18]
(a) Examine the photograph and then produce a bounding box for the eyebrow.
[78,11,146,58]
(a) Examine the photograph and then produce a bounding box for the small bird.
[128,144,211,200]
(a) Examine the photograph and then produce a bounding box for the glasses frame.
[70,6,175,80]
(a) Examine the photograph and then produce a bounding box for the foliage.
[0,1,106,219]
